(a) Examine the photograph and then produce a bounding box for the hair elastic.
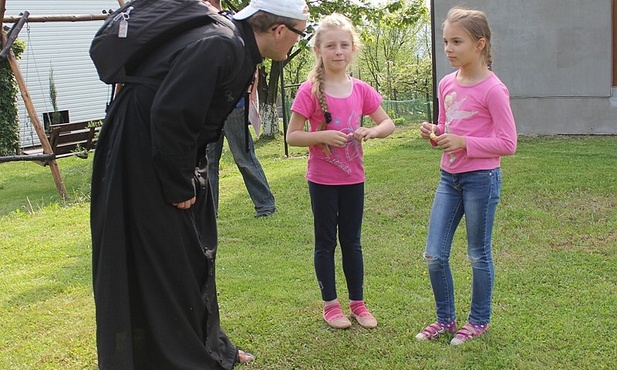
[324,111,332,123]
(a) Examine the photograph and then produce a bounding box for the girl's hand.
[364,110,396,140]
[353,126,376,141]
[322,130,352,147]
[420,122,438,140]
[435,133,466,152]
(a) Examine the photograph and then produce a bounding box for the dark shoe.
[255,208,276,218]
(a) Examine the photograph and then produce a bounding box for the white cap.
[233,0,309,21]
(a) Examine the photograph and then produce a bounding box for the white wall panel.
[5,0,119,148]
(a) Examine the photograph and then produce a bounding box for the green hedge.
[0,33,25,156]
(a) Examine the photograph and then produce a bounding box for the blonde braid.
[307,13,360,155]
[308,60,332,154]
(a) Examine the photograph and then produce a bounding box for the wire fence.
[381,99,433,124]
[283,97,433,126]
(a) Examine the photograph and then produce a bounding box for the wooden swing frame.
[0,0,124,199]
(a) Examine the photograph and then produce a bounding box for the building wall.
[5,0,118,148]
[613,0,617,86]
[434,0,616,134]
[7,0,615,141]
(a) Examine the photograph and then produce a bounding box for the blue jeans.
[424,168,502,326]
[206,105,275,216]
[308,181,365,302]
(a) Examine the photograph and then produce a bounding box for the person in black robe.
[90,1,309,368]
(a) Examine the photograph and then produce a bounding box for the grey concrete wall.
[434,0,616,134]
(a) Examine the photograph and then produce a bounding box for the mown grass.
[0,124,616,369]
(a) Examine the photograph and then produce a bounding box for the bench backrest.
[48,121,101,157]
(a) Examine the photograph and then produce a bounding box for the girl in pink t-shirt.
[287,13,395,330]
[416,7,517,345]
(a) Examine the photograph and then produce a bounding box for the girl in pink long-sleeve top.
[416,6,517,346]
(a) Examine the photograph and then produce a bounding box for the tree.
[358,0,429,99]
[223,0,428,136]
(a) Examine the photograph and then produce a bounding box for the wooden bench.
[21,120,102,164]
[48,121,101,158]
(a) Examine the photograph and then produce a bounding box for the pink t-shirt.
[291,77,382,185]
[436,71,517,173]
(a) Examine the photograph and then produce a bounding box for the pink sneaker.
[323,302,351,329]
[450,322,488,345]
[415,321,457,341]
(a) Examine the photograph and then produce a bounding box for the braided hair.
[307,13,361,154]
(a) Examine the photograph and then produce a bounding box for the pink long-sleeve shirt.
[436,71,517,173]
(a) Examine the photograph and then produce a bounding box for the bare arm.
[286,111,351,148]
[353,106,395,141]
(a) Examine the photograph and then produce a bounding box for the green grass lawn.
[1,123,616,369]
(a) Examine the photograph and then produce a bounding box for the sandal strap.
[323,303,345,321]
[455,326,475,339]
[350,301,371,317]
[455,323,486,340]
[422,322,442,335]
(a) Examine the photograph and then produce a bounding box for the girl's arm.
[286,111,351,148]
[466,85,517,157]
[354,106,395,141]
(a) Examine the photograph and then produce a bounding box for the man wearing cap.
[90,0,309,369]
[206,1,276,219]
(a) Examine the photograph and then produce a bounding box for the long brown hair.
[443,7,493,69]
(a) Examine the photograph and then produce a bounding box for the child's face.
[315,29,355,73]
[443,22,485,69]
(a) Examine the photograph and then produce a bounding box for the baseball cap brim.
[232,5,259,20]
[232,0,309,21]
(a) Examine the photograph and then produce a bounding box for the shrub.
[0,33,25,156]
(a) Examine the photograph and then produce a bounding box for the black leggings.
[308,181,365,302]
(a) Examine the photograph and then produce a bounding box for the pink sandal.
[350,301,377,329]
[450,322,488,345]
[415,321,457,341]
[323,302,351,329]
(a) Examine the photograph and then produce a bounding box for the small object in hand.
[429,132,437,141]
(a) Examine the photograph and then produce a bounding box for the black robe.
[90,20,262,370]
